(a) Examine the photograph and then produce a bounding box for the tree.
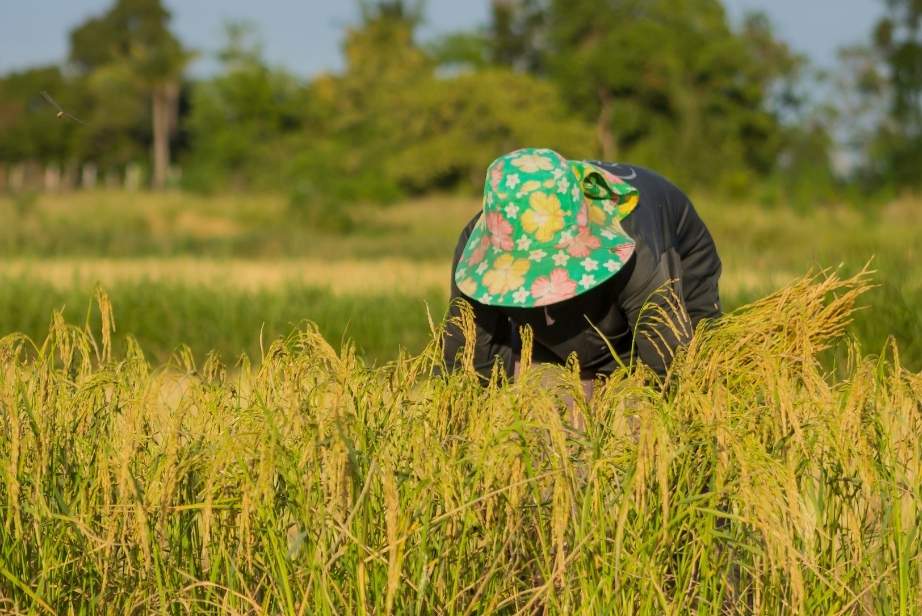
[296,0,434,199]
[69,0,191,188]
[341,0,431,91]
[427,31,492,71]
[0,67,84,165]
[379,68,593,192]
[326,0,592,196]
[543,0,807,191]
[184,22,306,191]
[489,0,547,72]
[867,0,922,187]
[187,0,594,201]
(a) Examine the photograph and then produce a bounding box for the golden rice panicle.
[0,272,919,613]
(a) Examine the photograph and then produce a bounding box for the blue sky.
[0,1,881,77]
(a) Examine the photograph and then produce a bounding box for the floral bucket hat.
[455,148,639,308]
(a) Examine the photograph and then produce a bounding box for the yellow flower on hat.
[589,203,606,225]
[511,153,554,173]
[483,254,530,295]
[457,276,479,297]
[519,180,542,194]
[521,192,565,242]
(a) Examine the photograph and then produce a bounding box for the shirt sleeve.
[617,241,694,378]
[671,192,722,325]
[441,216,517,381]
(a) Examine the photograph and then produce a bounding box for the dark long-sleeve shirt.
[442,163,722,380]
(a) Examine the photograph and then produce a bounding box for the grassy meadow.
[0,190,921,613]
[0,190,920,368]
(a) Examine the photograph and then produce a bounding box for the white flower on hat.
[572,186,581,202]
[512,288,529,303]
[557,178,570,193]
[582,257,598,271]
[529,249,547,261]
[505,173,520,189]
[516,236,532,251]
[551,167,564,179]
[482,293,494,303]
[552,251,570,266]
[579,274,595,288]
[600,229,616,240]
[505,204,519,217]
[605,259,620,271]
[476,262,489,275]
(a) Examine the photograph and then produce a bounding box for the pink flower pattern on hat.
[612,242,636,262]
[576,203,589,227]
[485,212,514,250]
[557,227,601,258]
[531,269,578,306]
[467,235,490,265]
[489,160,505,191]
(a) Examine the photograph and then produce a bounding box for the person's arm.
[442,216,517,381]
[617,242,693,378]
[670,191,722,325]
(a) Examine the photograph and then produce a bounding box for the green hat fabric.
[455,148,639,308]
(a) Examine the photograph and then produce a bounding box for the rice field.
[0,190,920,368]
[0,272,920,613]
[0,191,921,612]
[0,257,799,297]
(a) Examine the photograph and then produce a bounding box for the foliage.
[0,0,861,201]
[183,23,306,192]
[69,0,184,77]
[489,0,547,72]
[546,0,808,192]
[867,0,922,188]
[186,8,593,200]
[427,31,492,70]
[69,0,190,183]
[376,68,594,193]
[0,67,85,163]
[81,62,151,169]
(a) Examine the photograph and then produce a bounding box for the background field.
[1,190,920,369]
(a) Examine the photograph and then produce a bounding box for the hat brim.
[454,196,638,308]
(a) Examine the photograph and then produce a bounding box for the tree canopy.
[0,0,917,200]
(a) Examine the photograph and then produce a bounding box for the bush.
[288,182,355,234]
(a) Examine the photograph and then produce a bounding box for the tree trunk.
[151,82,179,190]
[596,88,616,161]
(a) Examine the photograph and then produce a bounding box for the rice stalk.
[0,271,918,613]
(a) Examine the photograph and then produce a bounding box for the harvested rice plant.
[1,272,919,614]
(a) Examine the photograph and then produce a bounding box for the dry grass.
[0,257,797,298]
[5,189,919,296]
[0,258,449,296]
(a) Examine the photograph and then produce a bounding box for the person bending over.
[443,148,722,387]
